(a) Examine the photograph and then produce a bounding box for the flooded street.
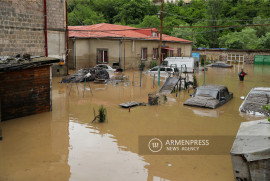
[1,64,270,181]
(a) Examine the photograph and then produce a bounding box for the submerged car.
[206,61,233,68]
[184,84,233,109]
[239,87,270,116]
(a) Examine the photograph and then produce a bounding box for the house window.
[153,48,158,59]
[97,49,108,63]
[152,32,158,37]
[141,48,147,60]
[169,50,173,57]
[177,48,181,57]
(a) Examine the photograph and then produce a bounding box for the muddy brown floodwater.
[1,64,270,181]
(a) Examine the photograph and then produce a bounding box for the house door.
[161,49,167,61]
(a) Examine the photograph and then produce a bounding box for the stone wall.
[193,49,270,64]
[0,0,66,57]
[0,65,52,121]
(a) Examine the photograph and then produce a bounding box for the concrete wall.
[0,0,66,59]
[0,65,52,121]
[193,49,270,64]
[68,38,192,69]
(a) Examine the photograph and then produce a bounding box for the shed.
[0,57,60,121]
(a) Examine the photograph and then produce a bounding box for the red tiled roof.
[68,23,192,43]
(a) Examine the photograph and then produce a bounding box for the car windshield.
[195,89,219,99]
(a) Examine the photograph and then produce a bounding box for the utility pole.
[159,0,164,65]
[158,0,164,87]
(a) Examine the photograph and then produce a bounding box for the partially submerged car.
[94,64,116,73]
[206,61,233,68]
[147,66,179,75]
[184,84,233,109]
[239,87,270,116]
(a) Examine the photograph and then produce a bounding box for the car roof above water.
[197,84,227,91]
[251,87,270,92]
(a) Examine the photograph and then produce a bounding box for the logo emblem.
[148,138,163,152]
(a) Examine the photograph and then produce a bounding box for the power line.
[67,3,84,26]
[163,11,270,22]
[68,23,270,33]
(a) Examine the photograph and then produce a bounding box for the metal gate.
[254,55,270,65]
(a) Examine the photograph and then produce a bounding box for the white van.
[162,57,199,73]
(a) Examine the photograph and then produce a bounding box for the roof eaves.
[70,36,193,43]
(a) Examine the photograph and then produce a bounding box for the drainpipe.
[44,0,48,57]
[65,0,69,75]
[73,38,76,69]
[119,39,122,67]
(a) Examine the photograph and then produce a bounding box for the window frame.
[169,50,174,57]
[152,48,158,59]
[141,47,148,60]
[97,48,109,64]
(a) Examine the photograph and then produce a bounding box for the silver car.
[148,66,179,75]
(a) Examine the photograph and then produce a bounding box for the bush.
[201,56,205,66]
[139,62,146,70]
[264,104,270,122]
[193,74,198,88]
[98,105,106,123]
[150,61,157,68]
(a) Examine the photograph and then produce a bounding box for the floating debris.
[119,102,139,108]
[148,93,167,105]
[61,68,109,83]
[119,101,147,108]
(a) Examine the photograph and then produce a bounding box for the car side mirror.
[220,97,226,101]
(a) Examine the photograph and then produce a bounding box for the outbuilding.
[0,57,59,121]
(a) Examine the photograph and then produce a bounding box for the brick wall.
[47,0,65,30]
[0,65,51,121]
[0,0,66,57]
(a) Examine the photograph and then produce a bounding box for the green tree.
[260,32,270,49]
[68,0,105,25]
[205,0,224,48]
[219,27,261,49]
[252,16,270,38]
[113,0,155,25]
[139,15,160,28]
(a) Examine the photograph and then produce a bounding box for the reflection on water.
[191,108,222,118]
[1,64,270,181]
